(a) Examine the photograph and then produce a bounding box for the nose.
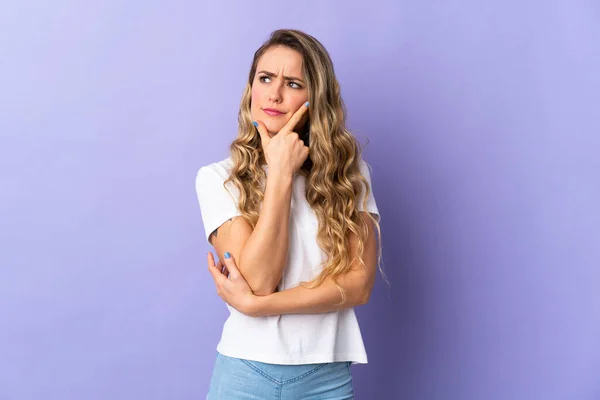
[267,82,283,104]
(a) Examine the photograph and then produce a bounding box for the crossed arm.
[207,212,378,317]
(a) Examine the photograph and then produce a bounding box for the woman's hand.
[254,102,310,177]
[207,251,260,317]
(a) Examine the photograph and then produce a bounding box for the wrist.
[267,168,294,183]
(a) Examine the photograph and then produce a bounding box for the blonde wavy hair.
[225,29,384,301]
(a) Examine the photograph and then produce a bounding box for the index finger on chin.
[281,101,309,134]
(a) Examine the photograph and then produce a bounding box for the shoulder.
[358,158,370,170]
[196,157,233,183]
[195,157,235,193]
[358,158,374,181]
[197,156,234,178]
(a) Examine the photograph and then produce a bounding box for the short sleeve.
[357,159,381,222]
[195,164,242,244]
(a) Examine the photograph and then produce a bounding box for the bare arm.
[210,212,379,315]
[251,212,378,315]
[252,264,372,316]
[209,103,310,296]
[210,170,293,296]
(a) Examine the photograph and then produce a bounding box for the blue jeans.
[206,352,355,399]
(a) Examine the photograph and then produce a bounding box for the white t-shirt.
[195,157,380,365]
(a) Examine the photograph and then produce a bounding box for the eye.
[288,81,302,89]
[258,75,271,83]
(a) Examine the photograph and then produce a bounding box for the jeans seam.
[240,359,282,384]
[281,363,329,385]
[347,362,355,396]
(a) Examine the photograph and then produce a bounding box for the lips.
[263,108,285,116]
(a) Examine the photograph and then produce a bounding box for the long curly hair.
[225,29,383,301]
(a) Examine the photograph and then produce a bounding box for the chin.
[264,121,284,135]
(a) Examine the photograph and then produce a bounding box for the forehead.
[256,46,304,77]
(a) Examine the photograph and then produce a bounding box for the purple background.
[1,1,599,399]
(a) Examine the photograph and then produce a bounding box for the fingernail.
[304,101,309,107]
[252,121,258,127]
[224,252,231,259]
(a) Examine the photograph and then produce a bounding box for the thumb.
[253,120,271,147]
[223,252,241,279]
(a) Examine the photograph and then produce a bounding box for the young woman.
[196,29,382,400]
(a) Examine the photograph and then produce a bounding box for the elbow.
[237,256,282,296]
[249,277,280,296]
[253,286,277,296]
[358,291,371,306]
[357,283,374,306]
[237,261,280,296]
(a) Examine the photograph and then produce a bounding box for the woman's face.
[251,46,309,136]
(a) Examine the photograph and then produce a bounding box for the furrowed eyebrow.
[257,70,305,84]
